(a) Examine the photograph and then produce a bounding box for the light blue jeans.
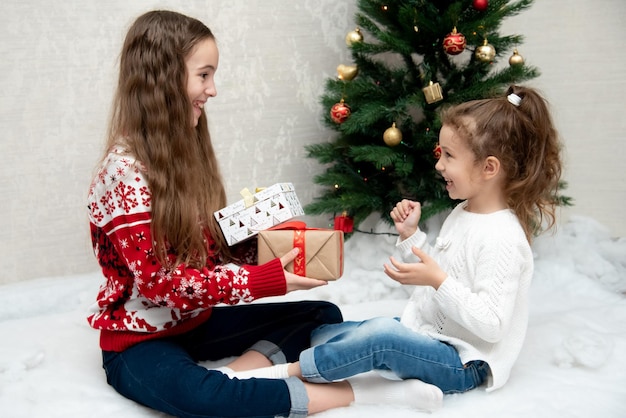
[299,317,489,394]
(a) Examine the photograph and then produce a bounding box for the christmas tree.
[306,0,542,232]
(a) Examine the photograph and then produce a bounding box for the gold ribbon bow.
[240,187,266,208]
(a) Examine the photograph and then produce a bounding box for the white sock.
[348,374,443,413]
[213,366,236,378]
[216,363,291,380]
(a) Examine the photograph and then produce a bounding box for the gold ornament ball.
[475,40,496,63]
[345,28,363,46]
[383,123,402,147]
[509,49,525,66]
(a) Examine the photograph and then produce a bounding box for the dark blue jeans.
[102,301,342,418]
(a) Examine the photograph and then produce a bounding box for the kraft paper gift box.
[257,222,344,281]
[213,183,305,246]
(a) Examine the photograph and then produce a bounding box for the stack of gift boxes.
[213,183,343,280]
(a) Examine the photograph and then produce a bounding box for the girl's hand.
[383,246,446,289]
[280,248,327,292]
[390,200,421,240]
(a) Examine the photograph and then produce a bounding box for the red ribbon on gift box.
[269,221,309,276]
[261,221,344,280]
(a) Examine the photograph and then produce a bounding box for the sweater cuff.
[244,258,287,299]
[432,275,457,307]
[396,230,428,260]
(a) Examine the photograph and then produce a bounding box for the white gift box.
[213,183,305,246]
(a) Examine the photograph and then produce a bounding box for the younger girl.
[231,85,563,406]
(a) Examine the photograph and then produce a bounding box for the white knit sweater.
[396,202,533,392]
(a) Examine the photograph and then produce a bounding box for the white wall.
[1,0,624,285]
[500,0,626,239]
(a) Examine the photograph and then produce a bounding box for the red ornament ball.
[473,0,488,11]
[442,28,466,55]
[433,143,442,159]
[330,101,351,124]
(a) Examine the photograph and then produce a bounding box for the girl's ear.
[483,156,501,179]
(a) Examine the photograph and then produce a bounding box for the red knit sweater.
[86,149,287,352]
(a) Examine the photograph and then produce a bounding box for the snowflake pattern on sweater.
[86,149,286,350]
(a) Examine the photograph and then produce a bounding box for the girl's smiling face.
[436,124,508,214]
[185,37,219,127]
[435,124,483,203]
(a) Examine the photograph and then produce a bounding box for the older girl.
[87,10,351,418]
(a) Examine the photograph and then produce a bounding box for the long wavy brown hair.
[103,10,230,267]
[441,85,563,242]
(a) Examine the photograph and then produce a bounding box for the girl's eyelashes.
[199,70,213,79]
